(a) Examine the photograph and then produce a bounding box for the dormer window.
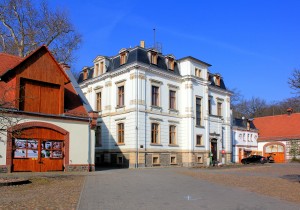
[151,52,158,65]
[195,68,201,78]
[83,68,88,80]
[148,49,158,65]
[215,75,221,86]
[119,48,128,65]
[95,63,99,77]
[166,55,175,71]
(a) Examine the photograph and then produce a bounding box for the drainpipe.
[135,70,139,168]
[88,117,91,171]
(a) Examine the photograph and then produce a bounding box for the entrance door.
[211,141,218,162]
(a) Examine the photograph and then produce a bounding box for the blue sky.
[48,0,300,103]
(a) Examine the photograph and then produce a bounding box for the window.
[100,61,104,74]
[215,75,221,86]
[117,123,124,144]
[83,69,88,80]
[169,90,176,109]
[196,135,203,146]
[95,63,99,77]
[120,52,127,65]
[170,155,177,164]
[95,126,101,146]
[118,86,124,107]
[168,58,174,70]
[195,68,201,77]
[151,52,158,65]
[151,123,159,144]
[151,86,159,106]
[196,155,203,163]
[169,125,176,145]
[217,102,222,116]
[96,92,101,111]
[117,156,123,164]
[208,97,212,115]
[152,156,160,165]
[196,97,201,126]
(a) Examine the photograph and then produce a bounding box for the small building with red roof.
[253,109,300,163]
[0,46,97,172]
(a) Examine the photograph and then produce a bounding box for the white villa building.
[232,118,259,163]
[78,42,232,168]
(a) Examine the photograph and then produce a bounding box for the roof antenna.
[153,28,156,50]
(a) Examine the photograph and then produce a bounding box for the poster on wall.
[27,149,38,158]
[14,139,26,148]
[27,140,38,149]
[52,141,62,149]
[14,149,26,158]
[52,151,63,158]
[41,150,51,158]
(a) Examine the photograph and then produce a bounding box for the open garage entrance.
[7,122,69,172]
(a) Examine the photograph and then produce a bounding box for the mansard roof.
[233,118,257,130]
[77,45,228,91]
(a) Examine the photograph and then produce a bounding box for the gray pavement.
[77,167,300,210]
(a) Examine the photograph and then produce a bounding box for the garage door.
[265,144,285,163]
[13,139,64,172]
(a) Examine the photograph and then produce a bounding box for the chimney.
[287,108,293,116]
[140,40,145,48]
[60,63,70,71]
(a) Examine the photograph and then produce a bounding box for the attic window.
[83,69,88,80]
[150,51,158,65]
[215,75,221,86]
[195,68,201,78]
[167,57,175,71]
[94,63,99,77]
[119,49,128,65]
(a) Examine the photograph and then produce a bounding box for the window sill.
[115,143,125,146]
[195,145,205,147]
[150,105,162,112]
[169,109,179,114]
[170,163,178,165]
[153,163,161,166]
[168,144,179,147]
[150,143,162,146]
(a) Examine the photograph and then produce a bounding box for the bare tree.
[0,85,24,145]
[0,0,81,64]
[288,69,300,94]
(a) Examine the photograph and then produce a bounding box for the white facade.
[232,119,259,163]
[80,46,232,167]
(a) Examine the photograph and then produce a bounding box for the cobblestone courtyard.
[0,163,299,210]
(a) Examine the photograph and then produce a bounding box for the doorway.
[211,139,218,163]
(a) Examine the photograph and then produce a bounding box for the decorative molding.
[167,84,179,89]
[149,79,163,85]
[149,117,163,122]
[93,85,103,91]
[115,117,126,121]
[185,83,193,89]
[130,100,145,105]
[216,97,224,101]
[115,79,126,85]
[105,81,112,87]
[168,120,179,124]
